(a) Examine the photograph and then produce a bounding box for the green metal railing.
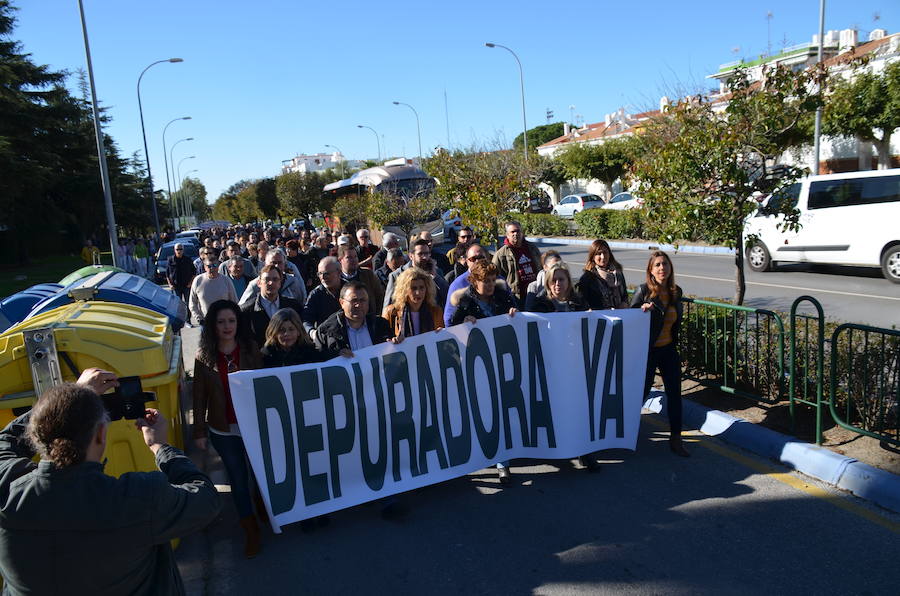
[676,293,899,447]
[829,323,900,445]
[789,296,826,442]
[679,297,785,403]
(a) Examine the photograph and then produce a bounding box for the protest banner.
[229,310,649,532]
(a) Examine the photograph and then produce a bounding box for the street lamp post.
[324,144,345,177]
[357,125,381,162]
[77,0,118,266]
[162,117,191,220]
[137,57,182,238]
[183,169,198,219]
[485,42,528,159]
[812,0,826,175]
[169,138,193,227]
[176,157,196,223]
[392,101,422,161]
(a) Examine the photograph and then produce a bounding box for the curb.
[643,391,900,514]
[528,236,736,256]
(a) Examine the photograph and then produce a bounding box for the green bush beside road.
[512,213,571,237]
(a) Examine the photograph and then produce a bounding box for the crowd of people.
[171,218,689,559]
[0,217,690,592]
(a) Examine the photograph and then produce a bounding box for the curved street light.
[485,42,528,159]
[356,124,381,162]
[168,138,193,222]
[324,143,345,177]
[176,158,196,222]
[182,169,199,220]
[392,101,422,161]
[162,116,191,216]
[136,57,182,237]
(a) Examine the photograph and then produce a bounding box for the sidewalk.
[527,235,736,255]
[644,391,900,514]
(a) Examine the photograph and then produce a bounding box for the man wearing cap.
[166,243,196,324]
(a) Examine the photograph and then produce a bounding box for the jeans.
[209,432,253,518]
[173,285,191,321]
[643,343,682,435]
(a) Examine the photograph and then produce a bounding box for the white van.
[744,168,900,283]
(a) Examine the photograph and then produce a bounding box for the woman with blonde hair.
[630,251,689,457]
[528,263,587,313]
[261,308,325,368]
[383,267,444,337]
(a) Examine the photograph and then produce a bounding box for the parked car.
[744,168,900,283]
[174,230,201,243]
[442,209,463,242]
[154,241,199,284]
[551,193,604,218]
[525,192,552,214]
[602,192,644,210]
[289,217,314,232]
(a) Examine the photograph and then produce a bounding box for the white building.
[280,152,363,175]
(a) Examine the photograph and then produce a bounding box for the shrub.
[574,209,612,238]
[510,213,570,237]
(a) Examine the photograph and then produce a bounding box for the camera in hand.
[102,376,155,421]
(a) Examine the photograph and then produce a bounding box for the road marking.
[643,415,900,534]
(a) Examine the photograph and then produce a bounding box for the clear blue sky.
[12,1,899,204]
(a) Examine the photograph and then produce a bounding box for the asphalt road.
[174,326,900,596]
[540,242,900,329]
[178,416,900,595]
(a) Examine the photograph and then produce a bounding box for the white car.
[602,192,644,210]
[442,209,463,242]
[744,168,900,283]
[552,193,604,218]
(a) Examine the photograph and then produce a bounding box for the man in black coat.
[315,281,396,360]
[166,243,196,323]
[241,264,302,348]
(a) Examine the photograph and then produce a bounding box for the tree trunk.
[734,229,746,305]
[876,134,892,170]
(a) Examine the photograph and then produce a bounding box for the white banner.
[229,310,649,532]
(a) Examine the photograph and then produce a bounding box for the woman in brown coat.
[192,299,263,558]
[382,267,444,338]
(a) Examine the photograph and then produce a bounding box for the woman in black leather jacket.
[577,239,629,310]
[630,251,689,457]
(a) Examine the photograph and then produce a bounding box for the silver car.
[552,193,605,218]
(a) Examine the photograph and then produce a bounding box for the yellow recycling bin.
[0,301,184,478]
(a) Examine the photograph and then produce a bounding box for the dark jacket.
[314,312,394,359]
[577,268,629,310]
[241,295,303,349]
[166,254,195,288]
[301,284,342,333]
[528,292,588,313]
[192,342,262,439]
[261,342,327,368]
[449,284,518,325]
[630,283,684,347]
[0,413,219,596]
[375,263,394,288]
[371,246,389,272]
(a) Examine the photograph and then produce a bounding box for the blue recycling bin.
[28,271,187,331]
[0,284,64,332]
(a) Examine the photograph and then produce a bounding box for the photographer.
[0,368,220,595]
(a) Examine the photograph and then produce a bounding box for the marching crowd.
[0,218,689,593]
[163,219,690,559]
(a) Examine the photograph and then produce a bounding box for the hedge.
[509,212,571,237]
[574,209,643,239]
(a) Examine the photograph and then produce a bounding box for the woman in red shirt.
[192,299,263,557]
